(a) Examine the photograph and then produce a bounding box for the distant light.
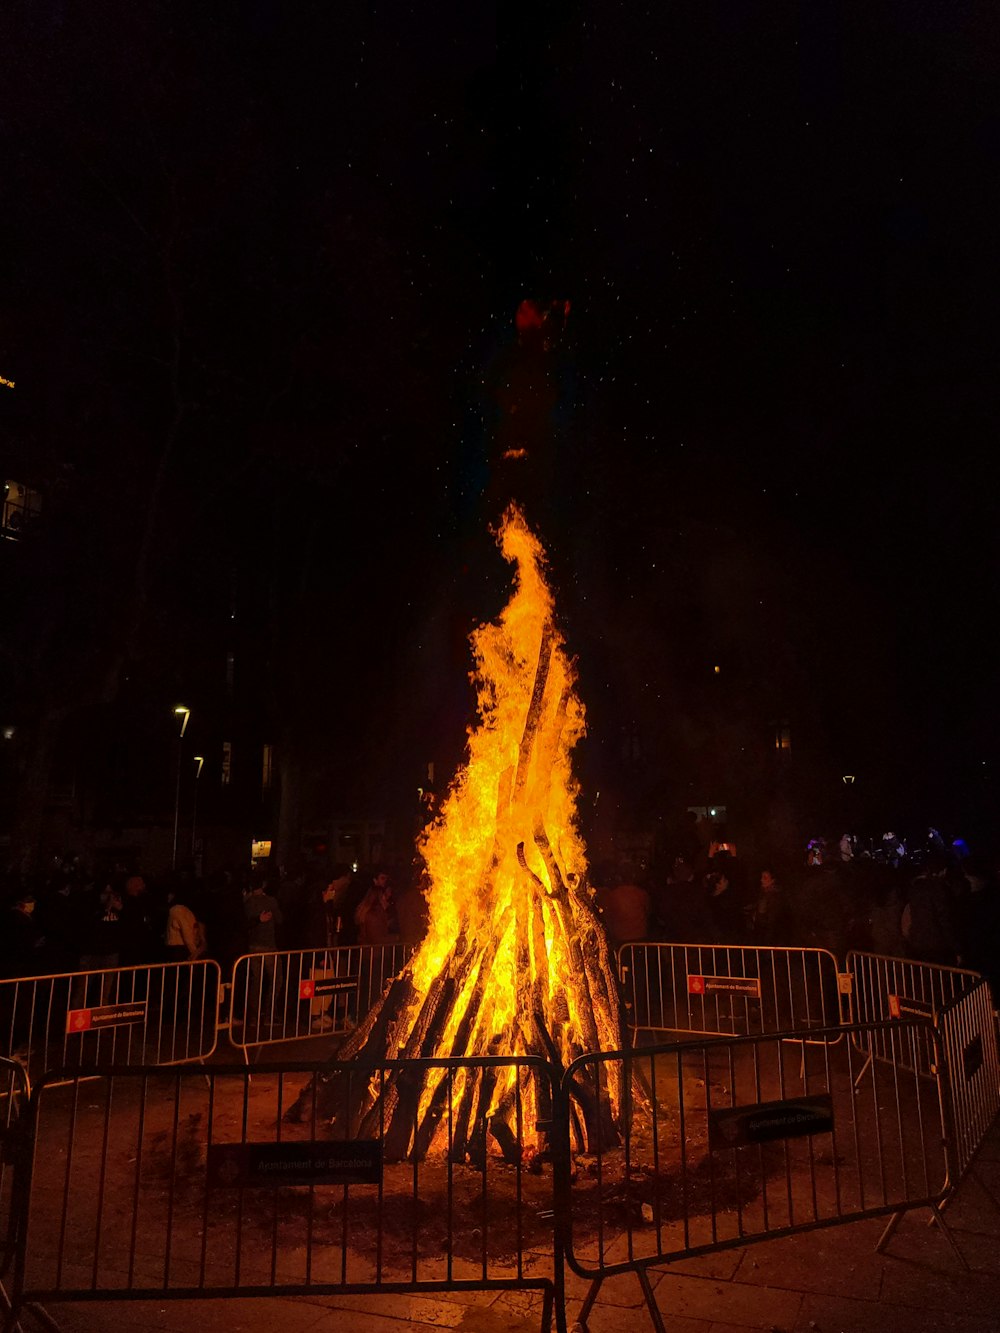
[0,375,14,390]
[713,665,721,674]
[842,775,856,785]
[2,726,14,741]
[352,861,359,874]
[709,808,716,817]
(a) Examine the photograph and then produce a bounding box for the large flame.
[293,505,625,1159]
[414,507,586,1038]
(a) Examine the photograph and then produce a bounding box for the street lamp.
[191,755,205,860]
[172,706,190,870]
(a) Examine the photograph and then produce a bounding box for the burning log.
[286,506,629,1161]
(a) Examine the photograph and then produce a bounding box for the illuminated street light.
[191,755,205,860]
[172,706,191,870]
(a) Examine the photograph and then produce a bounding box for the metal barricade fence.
[1,1059,28,1266]
[936,978,1000,1183]
[6,1056,561,1333]
[619,942,845,1044]
[844,951,984,1081]
[227,944,414,1054]
[555,1019,957,1333]
[0,961,221,1089]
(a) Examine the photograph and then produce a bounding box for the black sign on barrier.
[207,1140,383,1188]
[888,993,933,1020]
[709,1094,834,1149]
[963,1035,984,1082]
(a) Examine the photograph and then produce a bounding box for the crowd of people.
[2,822,997,992]
[595,825,1000,988]
[0,856,430,984]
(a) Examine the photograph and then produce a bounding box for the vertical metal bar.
[376,1064,385,1284]
[702,1045,718,1243]
[127,1073,149,1289]
[55,1077,82,1288]
[820,1015,842,1218]
[623,1052,634,1263]
[271,1072,283,1286]
[869,1024,888,1205]
[305,1062,316,1286]
[594,1058,605,1264]
[515,1064,524,1281]
[845,1027,866,1211]
[91,1074,115,1288]
[774,1033,795,1226]
[162,1071,182,1288]
[411,1064,420,1284]
[729,1039,745,1237]
[199,1070,215,1288]
[480,1068,489,1281]
[751,1033,769,1231]
[800,1028,819,1222]
[649,1050,662,1253]
[669,944,678,1034]
[341,1066,351,1284]
[677,1047,689,1249]
[235,1068,249,1285]
[446,1065,454,1285]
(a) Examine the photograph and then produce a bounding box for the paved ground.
[9,1119,1000,1333]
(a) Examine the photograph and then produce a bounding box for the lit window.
[262,742,273,792]
[221,741,232,786]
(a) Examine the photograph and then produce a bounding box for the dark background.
[2,2,998,871]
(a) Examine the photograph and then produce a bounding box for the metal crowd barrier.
[0,1057,29,1329]
[227,944,415,1055]
[0,1010,991,1333]
[936,977,1000,1183]
[619,942,845,1046]
[0,961,221,1089]
[843,951,985,1082]
[5,1056,560,1332]
[556,1019,961,1333]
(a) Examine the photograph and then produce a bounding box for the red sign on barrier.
[687,974,761,999]
[66,1002,147,1034]
[298,977,356,1000]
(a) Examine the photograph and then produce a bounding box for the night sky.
[2,3,998,852]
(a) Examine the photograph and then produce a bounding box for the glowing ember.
[290,505,626,1161]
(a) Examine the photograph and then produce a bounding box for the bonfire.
[289,505,626,1160]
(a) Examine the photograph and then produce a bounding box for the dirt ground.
[5,1026,948,1303]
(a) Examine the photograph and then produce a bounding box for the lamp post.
[172,706,190,870]
[191,755,205,860]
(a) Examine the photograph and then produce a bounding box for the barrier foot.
[0,1292,57,1333]
[875,1209,902,1253]
[636,1267,667,1333]
[853,1051,873,1090]
[574,1276,603,1330]
[928,1204,969,1270]
[539,1283,554,1333]
[0,1279,22,1333]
